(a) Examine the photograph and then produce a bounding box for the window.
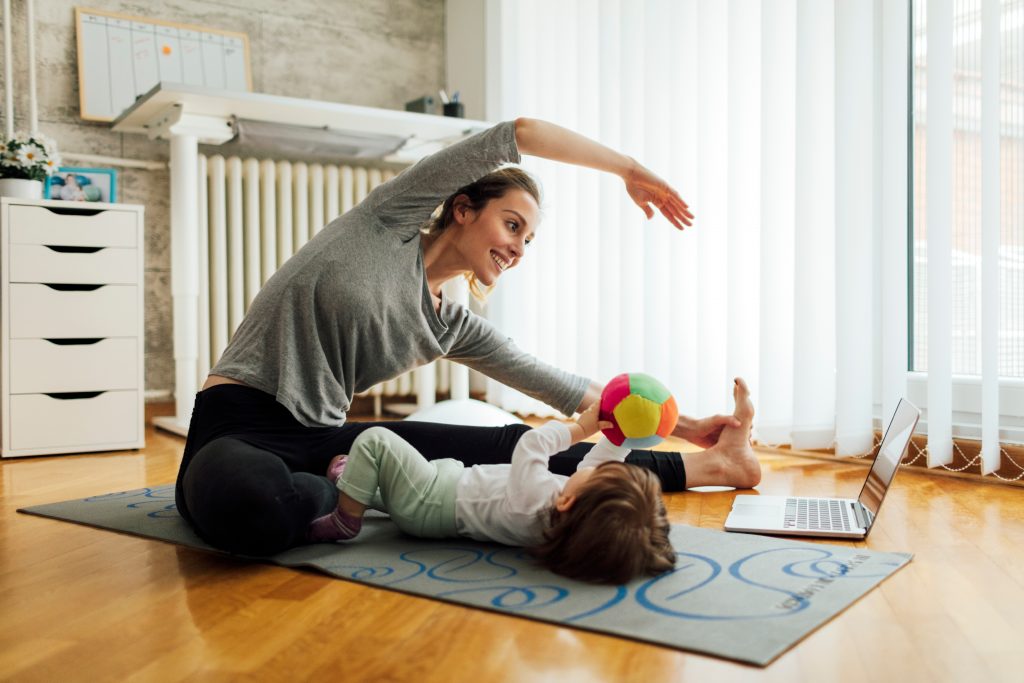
[911,0,1024,381]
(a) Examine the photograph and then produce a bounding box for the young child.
[307,402,677,585]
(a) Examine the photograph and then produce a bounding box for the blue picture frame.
[44,166,118,203]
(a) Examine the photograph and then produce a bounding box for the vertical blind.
[481,0,1015,468]
[914,0,1022,472]
[926,0,956,467]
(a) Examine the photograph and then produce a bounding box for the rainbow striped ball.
[599,373,679,448]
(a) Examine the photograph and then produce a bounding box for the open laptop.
[724,398,920,539]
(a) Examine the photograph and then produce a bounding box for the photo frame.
[44,167,118,203]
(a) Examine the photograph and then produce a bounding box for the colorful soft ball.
[599,373,679,448]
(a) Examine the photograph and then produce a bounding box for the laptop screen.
[856,399,921,527]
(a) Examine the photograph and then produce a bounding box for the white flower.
[1,132,59,180]
[16,146,40,167]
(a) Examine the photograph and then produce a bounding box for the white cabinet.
[1,198,145,457]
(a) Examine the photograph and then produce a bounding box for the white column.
[149,106,233,436]
[169,133,200,432]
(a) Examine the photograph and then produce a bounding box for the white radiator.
[196,154,469,414]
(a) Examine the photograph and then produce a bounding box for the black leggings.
[176,384,687,556]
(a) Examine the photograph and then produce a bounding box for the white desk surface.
[112,82,490,153]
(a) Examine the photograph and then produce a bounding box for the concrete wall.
[0,0,446,398]
[445,0,484,121]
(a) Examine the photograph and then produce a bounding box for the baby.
[308,402,676,585]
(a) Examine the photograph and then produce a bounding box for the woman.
[177,118,760,556]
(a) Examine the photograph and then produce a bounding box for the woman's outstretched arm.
[513,117,694,229]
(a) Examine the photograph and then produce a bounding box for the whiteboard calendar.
[75,7,252,122]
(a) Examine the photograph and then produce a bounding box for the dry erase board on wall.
[75,7,252,122]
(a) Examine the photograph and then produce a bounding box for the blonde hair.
[529,461,676,585]
[424,167,541,302]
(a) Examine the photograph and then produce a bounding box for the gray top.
[212,121,589,427]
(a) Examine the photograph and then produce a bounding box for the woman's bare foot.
[719,377,755,445]
[681,378,761,489]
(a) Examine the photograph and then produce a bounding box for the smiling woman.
[177,117,755,558]
[420,165,541,301]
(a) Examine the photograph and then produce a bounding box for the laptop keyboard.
[784,498,853,531]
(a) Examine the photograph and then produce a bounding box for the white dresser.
[1,198,145,457]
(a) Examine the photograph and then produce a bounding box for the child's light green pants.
[338,426,464,539]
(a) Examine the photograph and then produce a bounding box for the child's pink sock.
[307,508,363,543]
[327,454,348,484]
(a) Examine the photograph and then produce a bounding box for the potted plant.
[0,132,61,199]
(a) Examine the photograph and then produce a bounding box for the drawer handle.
[45,245,104,254]
[44,391,105,400]
[45,338,103,346]
[43,283,104,292]
[40,207,104,217]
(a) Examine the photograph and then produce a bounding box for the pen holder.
[443,102,465,118]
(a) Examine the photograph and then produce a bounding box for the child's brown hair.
[530,461,676,584]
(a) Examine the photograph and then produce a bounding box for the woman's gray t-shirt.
[211,121,589,427]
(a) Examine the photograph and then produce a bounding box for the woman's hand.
[514,119,694,230]
[673,413,741,449]
[623,160,694,230]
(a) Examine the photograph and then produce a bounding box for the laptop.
[724,398,920,539]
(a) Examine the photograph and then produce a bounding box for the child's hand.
[575,401,612,439]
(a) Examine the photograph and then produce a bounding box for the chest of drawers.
[1,198,145,457]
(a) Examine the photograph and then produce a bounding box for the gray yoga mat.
[19,485,912,666]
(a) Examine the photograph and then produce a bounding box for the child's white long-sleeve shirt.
[453,421,630,547]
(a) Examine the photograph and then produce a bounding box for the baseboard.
[758,434,1024,489]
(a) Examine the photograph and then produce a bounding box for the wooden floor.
[2,407,1023,682]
